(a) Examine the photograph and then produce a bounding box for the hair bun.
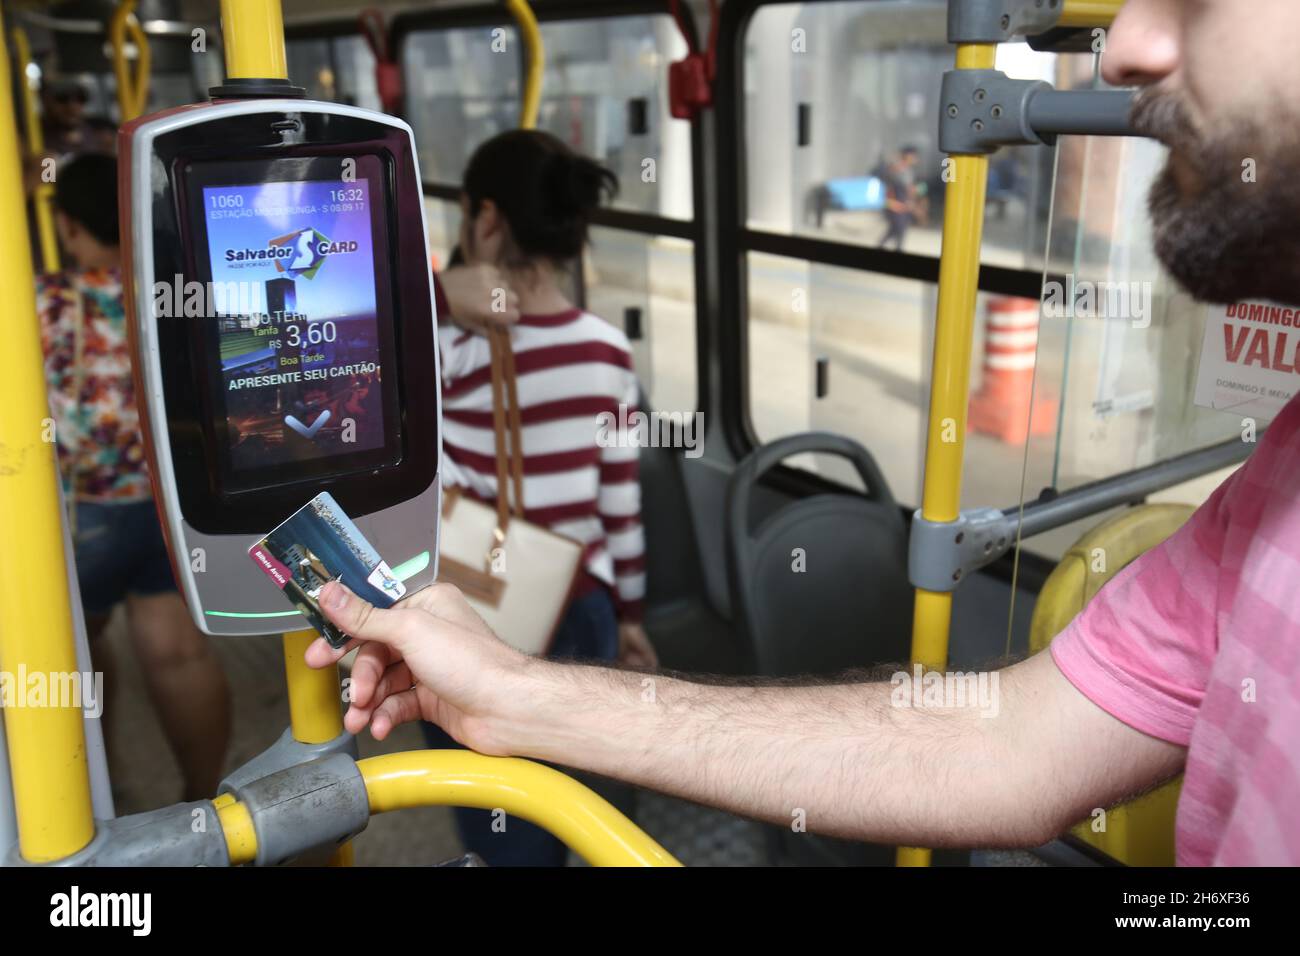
[463,128,619,262]
[542,151,616,219]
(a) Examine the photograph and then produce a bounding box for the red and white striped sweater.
[437,307,646,621]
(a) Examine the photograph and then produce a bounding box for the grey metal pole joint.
[3,801,232,867]
[939,69,1050,155]
[231,753,370,867]
[939,70,1137,154]
[909,507,1018,592]
[219,726,358,796]
[948,0,1065,44]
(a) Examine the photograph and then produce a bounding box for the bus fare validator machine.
[119,92,440,636]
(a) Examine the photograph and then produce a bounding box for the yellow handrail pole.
[214,752,680,866]
[282,630,343,744]
[109,1,151,123]
[219,0,288,81]
[896,41,996,868]
[0,9,96,863]
[1058,0,1123,29]
[10,27,60,273]
[127,17,152,118]
[504,0,543,129]
[109,6,131,119]
[359,751,679,867]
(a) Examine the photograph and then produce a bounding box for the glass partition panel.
[1012,124,1260,560]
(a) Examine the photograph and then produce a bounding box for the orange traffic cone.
[968,296,1057,445]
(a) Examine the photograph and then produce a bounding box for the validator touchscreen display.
[189,167,402,491]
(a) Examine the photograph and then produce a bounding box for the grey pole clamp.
[909,507,1019,592]
[940,69,1136,154]
[219,726,358,796]
[230,752,370,867]
[939,69,1050,154]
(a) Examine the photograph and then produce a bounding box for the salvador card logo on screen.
[224,227,359,279]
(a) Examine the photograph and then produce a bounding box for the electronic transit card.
[249,491,407,648]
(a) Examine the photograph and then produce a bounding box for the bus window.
[744,0,1089,272]
[400,11,699,417]
[286,39,335,101]
[536,15,692,219]
[331,35,381,110]
[402,25,521,184]
[587,226,696,414]
[746,255,1021,510]
[286,36,379,108]
[423,196,460,272]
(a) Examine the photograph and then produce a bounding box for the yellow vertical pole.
[0,10,96,862]
[218,0,345,768]
[110,1,153,122]
[219,0,289,80]
[504,0,543,129]
[282,630,342,744]
[896,42,996,868]
[10,27,60,274]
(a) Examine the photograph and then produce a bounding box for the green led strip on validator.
[205,550,431,619]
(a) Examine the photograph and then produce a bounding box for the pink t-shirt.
[1051,398,1300,866]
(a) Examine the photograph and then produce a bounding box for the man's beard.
[1132,89,1300,306]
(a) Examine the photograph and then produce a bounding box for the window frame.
[712,0,1047,463]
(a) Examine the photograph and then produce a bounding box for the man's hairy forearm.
[496,654,1084,848]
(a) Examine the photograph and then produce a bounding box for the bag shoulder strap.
[487,327,527,526]
[499,330,526,515]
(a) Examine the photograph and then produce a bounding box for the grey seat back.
[725,432,912,677]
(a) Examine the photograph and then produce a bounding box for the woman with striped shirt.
[426,129,656,865]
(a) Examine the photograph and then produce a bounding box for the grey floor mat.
[631,792,768,867]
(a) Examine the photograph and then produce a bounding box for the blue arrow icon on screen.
[285,410,331,439]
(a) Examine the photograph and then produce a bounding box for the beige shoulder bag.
[437,327,585,654]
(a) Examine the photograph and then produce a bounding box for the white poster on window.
[1193,301,1300,419]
